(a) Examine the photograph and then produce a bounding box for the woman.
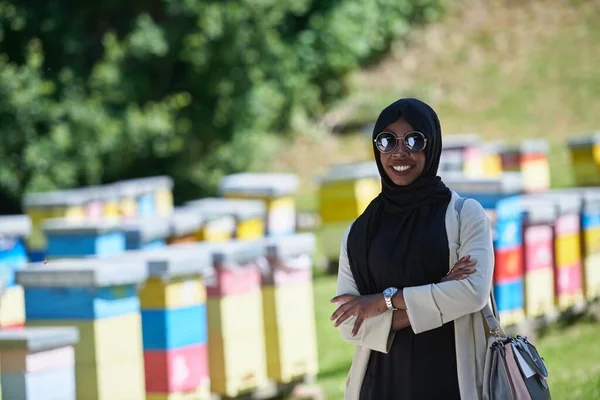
[330,98,494,400]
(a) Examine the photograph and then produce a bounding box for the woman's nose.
[394,139,409,154]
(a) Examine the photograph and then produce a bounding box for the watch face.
[384,287,397,297]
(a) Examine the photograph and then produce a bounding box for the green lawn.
[312,275,600,400]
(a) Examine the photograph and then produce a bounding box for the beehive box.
[22,190,87,260]
[186,198,267,241]
[167,208,204,245]
[0,285,25,329]
[492,196,525,326]
[0,215,31,288]
[114,176,175,219]
[580,189,600,300]
[520,196,557,319]
[317,162,380,263]
[204,241,268,397]
[220,173,299,237]
[17,258,148,400]
[520,139,551,193]
[481,141,505,178]
[132,244,212,398]
[0,327,79,400]
[261,233,319,383]
[568,133,600,187]
[441,133,484,177]
[544,193,586,310]
[42,219,126,259]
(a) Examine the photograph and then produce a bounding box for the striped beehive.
[133,244,213,400]
[580,189,600,300]
[492,196,526,326]
[543,193,586,311]
[260,233,319,384]
[0,327,79,400]
[520,139,551,193]
[204,240,268,397]
[16,258,148,400]
[520,197,557,319]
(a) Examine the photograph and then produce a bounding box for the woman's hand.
[330,294,387,336]
[441,255,477,282]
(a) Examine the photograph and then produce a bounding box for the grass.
[312,275,600,399]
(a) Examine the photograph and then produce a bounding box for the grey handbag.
[455,197,551,400]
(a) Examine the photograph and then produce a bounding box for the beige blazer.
[336,190,495,400]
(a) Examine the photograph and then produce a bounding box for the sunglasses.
[374,131,428,154]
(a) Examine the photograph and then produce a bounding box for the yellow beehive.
[236,217,265,240]
[195,218,236,242]
[568,133,600,187]
[260,234,319,383]
[186,198,266,242]
[0,285,25,328]
[262,282,318,383]
[555,233,581,267]
[23,190,87,250]
[219,173,299,237]
[140,276,206,309]
[318,162,380,262]
[584,252,600,300]
[207,290,267,397]
[481,142,504,178]
[155,189,174,218]
[583,225,600,300]
[27,312,145,400]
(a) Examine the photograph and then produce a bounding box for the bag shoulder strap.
[454,195,504,336]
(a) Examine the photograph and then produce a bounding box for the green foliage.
[0,0,445,212]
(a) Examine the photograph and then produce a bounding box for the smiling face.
[378,117,426,186]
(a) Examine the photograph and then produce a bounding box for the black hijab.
[347,98,452,295]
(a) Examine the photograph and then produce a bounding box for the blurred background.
[1,0,600,399]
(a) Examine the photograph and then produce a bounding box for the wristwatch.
[383,287,398,311]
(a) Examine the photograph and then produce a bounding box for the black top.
[358,202,460,400]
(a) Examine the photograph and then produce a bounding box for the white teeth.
[392,165,411,172]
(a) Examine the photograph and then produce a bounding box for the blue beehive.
[42,219,126,258]
[16,257,149,400]
[0,215,32,288]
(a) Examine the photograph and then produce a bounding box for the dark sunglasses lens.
[405,132,426,152]
[375,133,397,153]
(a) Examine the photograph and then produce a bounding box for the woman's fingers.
[352,315,365,336]
[442,267,477,282]
[330,302,352,321]
[451,260,477,272]
[334,309,354,327]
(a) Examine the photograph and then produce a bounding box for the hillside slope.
[277,0,600,197]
